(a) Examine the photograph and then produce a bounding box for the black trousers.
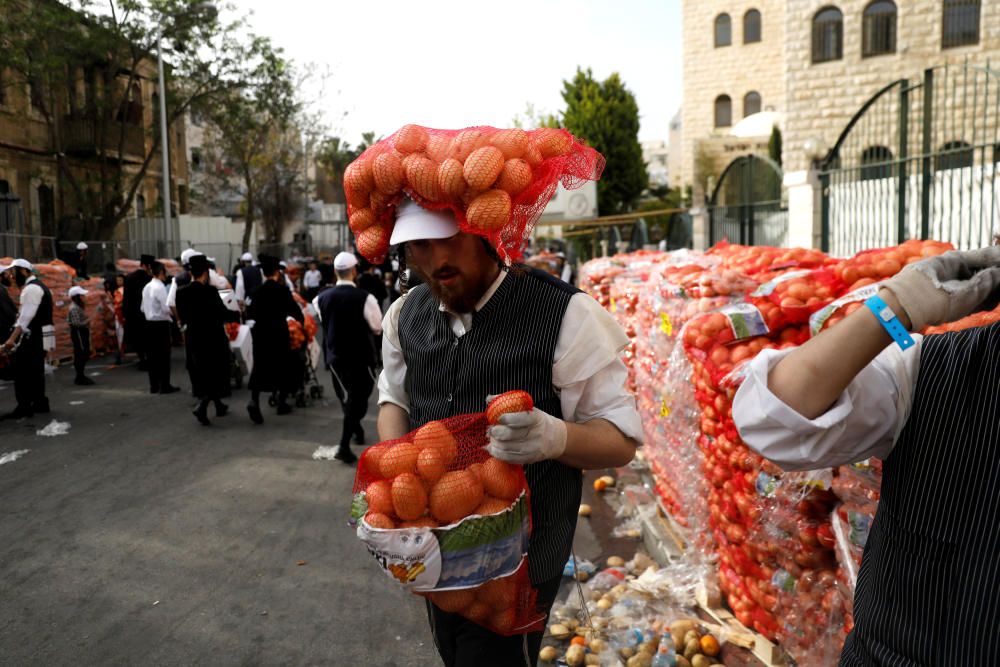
[329,362,375,449]
[426,574,562,667]
[70,326,90,379]
[13,336,45,411]
[145,320,172,391]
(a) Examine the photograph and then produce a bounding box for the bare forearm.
[769,289,905,419]
[377,403,410,441]
[558,419,637,470]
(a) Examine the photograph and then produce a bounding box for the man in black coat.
[245,255,303,424]
[313,251,383,463]
[176,255,239,426]
[0,264,18,382]
[122,254,154,369]
[355,257,388,308]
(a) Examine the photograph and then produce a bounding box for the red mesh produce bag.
[287,318,305,350]
[748,269,842,327]
[350,391,545,636]
[344,125,604,264]
[833,239,952,292]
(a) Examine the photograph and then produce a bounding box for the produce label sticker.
[660,312,673,336]
[751,270,811,297]
[847,511,873,548]
[660,398,670,417]
[809,282,884,336]
[358,520,442,591]
[719,303,769,339]
[610,298,617,313]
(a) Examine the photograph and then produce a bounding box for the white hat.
[334,251,358,271]
[68,286,88,298]
[11,258,32,271]
[279,261,288,270]
[180,248,203,264]
[76,242,88,251]
[0,263,9,273]
[240,252,253,262]
[207,257,216,263]
[390,198,459,246]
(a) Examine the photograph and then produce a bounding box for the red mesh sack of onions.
[287,318,305,350]
[350,391,545,636]
[747,268,843,328]
[833,239,952,292]
[344,125,604,264]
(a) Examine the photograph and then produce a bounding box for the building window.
[812,6,844,63]
[0,180,10,195]
[744,9,762,43]
[863,1,897,57]
[135,194,146,218]
[37,184,55,235]
[860,146,894,180]
[942,0,980,48]
[715,14,732,47]
[715,95,732,128]
[744,91,762,117]
[191,147,203,171]
[935,141,974,170]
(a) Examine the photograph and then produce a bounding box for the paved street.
[0,354,438,666]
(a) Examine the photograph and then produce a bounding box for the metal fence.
[707,154,788,247]
[820,61,1000,256]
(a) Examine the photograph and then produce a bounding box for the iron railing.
[708,154,788,247]
[820,61,1000,256]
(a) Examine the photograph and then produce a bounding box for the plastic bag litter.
[312,446,340,461]
[0,449,29,465]
[36,420,70,437]
[563,557,596,578]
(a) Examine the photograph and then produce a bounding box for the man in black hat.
[245,254,303,423]
[1,259,54,418]
[122,254,155,369]
[176,254,240,425]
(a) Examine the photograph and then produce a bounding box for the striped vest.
[841,323,1000,665]
[397,267,582,584]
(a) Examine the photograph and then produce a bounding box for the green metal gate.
[708,154,788,246]
[820,62,1000,256]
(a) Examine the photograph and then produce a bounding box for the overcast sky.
[233,0,682,146]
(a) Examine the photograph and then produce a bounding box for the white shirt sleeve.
[732,337,922,471]
[377,296,410,412]
[15,283,44,329]
[364,294,384,334]
[311,294,322,323]
[235,270,245,302]
[210,269,230,290]
[166,278,178,308]
[552,293,644,443]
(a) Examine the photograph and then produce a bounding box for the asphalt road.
[0,354,439,666]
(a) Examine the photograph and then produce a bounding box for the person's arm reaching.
[363,294,383,334]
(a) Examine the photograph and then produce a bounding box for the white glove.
[487,408,568,465]
[882,246,1000,330]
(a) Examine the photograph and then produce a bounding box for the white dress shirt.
[141,278,172,322]
[15,277,44,330]
[732,337,923,471]
[166,269,229,307]
[303,269,322,289]
[234,267,262,303]
[311,280,383,334]
[378,270,644,443]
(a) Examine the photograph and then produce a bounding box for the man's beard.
[419,266,493,314]
[14,272,27,287]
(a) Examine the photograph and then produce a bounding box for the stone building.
[0,15,188,249]
[642,139,671,187]
[681,0,787,200]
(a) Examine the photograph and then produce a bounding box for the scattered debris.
[36,420,71,437]
[0,449,29,466]
[153,601,160,606]
[296,560,308,566]
[69,401,85,406]
[312,446,340,461]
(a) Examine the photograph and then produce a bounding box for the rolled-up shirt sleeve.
[553,294,644,444]
[15,283,43,330]
[732,338,922,471]
[377,297,409,412]
[364,294,383,334]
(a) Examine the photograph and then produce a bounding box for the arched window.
[812,6,844,63]
[135,194,146,218]
[0,180,10,195]
[743,91,762,117]
[715,14,732,47]
[714,95,732,128]
[860,146,893,180]
[863,1,897,57]
[935,141,974,170]
[744,9,762,43]
[943,0,980,48]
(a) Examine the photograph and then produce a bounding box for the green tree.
[1,0,279,238]
[314,131,377,204]
[511,102,560,130]
[559,68,648,215]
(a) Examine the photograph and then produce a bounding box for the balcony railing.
[63,116,146,161]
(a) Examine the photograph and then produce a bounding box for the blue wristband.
[864,295,915,350]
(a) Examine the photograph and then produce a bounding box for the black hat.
[140,254,156,266]
[188,254,210,275]
[258,254,280,275]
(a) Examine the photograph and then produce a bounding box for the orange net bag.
[344,125,604,264]
[350,391,545,636]
[287,318,305,350]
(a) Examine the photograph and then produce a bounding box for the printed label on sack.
[660,398,671,418]
[358,520,442,591]
[610,298,617,313]
[751,270,811,297]
[660,312,673,336]
[847,510,872,548]
[719,303,769,340]
[809,282,884,336]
